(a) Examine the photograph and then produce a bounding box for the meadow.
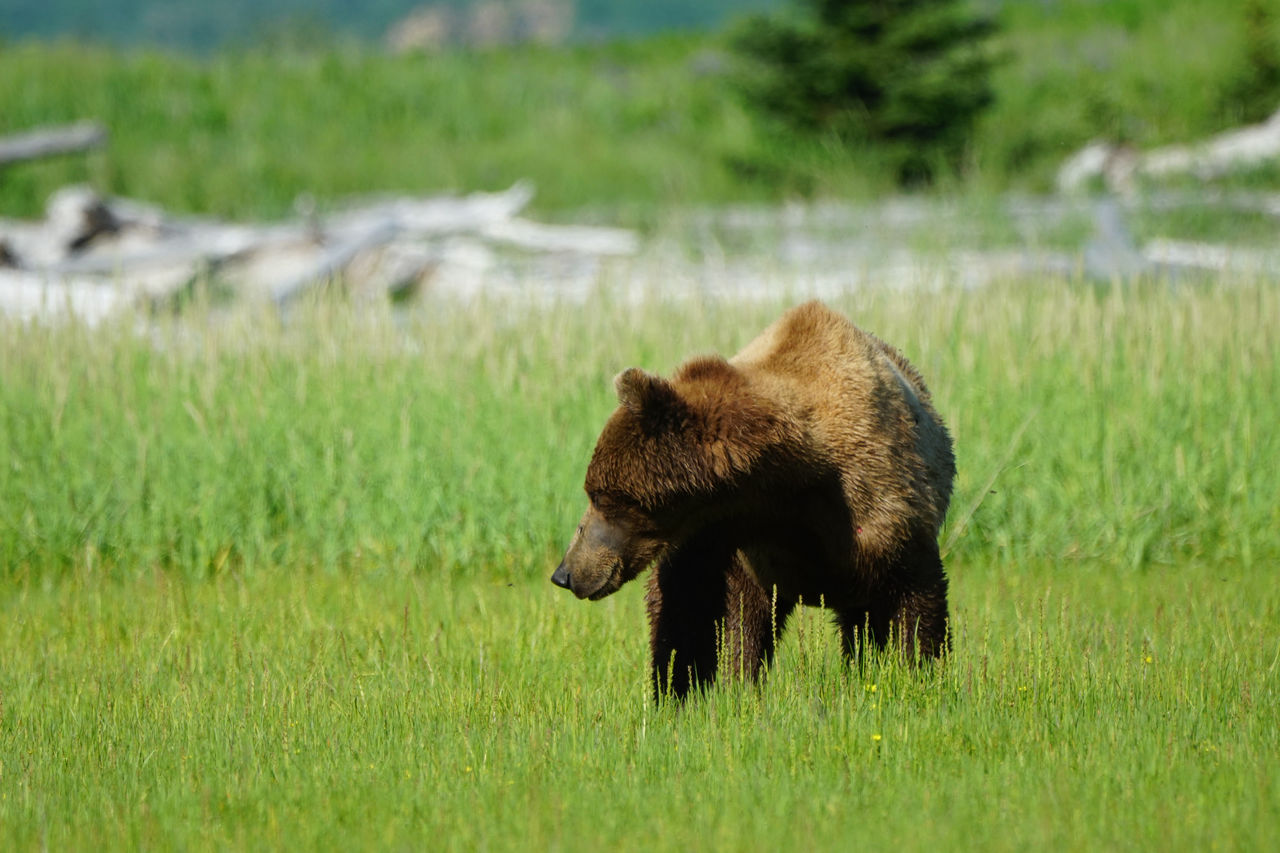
[0,0,1270,221]
[1,276,1276,850]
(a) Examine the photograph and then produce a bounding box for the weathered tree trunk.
[0,122,108,167]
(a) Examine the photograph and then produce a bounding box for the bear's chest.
[737,526,860,608]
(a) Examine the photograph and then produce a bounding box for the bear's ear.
[614,368,689,433]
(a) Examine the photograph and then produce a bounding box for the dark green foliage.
[730,0,998,183]
[1221,0,1280,124]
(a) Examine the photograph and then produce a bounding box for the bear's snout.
[550,562,573,590]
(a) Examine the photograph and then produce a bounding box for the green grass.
[1,279,1277,849]
[0,36,813,220]
[973,0,1257,187]
[3,0,1278,220]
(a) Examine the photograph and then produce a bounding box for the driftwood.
[0,182,640,324]
[1058,107,1280,193]
[482,217,637,255]
[0,269,131,326]
[268,221,401,305]
[0,122,108,167]
[8,180,1279,326]
[1142,239,1280,275]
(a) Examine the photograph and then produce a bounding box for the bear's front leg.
[646,545,724,701]
[718,556,794,685]
[646,540,792,701]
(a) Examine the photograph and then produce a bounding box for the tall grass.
[1,278,1277,849]
[974,0,1255,186]
[2,0,1274,218]
[3,279,1273,582]
[0,37,782,219]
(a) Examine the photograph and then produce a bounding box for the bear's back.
[730,301,870,380]
[730,301,954,539]
[729,301,911,413]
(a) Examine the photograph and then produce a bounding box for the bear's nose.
[550,562,572,590]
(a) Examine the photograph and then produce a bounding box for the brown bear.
[551,301,955,700]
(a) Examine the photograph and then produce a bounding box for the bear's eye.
[590,490,636,516]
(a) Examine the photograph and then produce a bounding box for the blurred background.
[4,0,1280,317]
[4,0,1279,211]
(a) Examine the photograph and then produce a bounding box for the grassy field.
[1,277,1276,849]
[1,0,1273,220]
[0,37,790,220]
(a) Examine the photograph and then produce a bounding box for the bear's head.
[551,359,797,600]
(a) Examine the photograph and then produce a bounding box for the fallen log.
[0,122,108,167]
[270,221,401,305]
[0,181,648,323]
[324,181,534,235]
[1142,239,1280,274]
[0,268,131,326]
[1058,107,1280,193]
[481,217,639,255]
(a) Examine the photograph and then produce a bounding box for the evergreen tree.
[1223,0,1280,125]
[730,0,998,183]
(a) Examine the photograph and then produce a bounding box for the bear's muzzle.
[550,561,573,590]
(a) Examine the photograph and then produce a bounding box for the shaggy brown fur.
[551,301,955,701]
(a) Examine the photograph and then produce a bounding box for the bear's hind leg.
[837,532,950,664]
[888,532,951,660]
